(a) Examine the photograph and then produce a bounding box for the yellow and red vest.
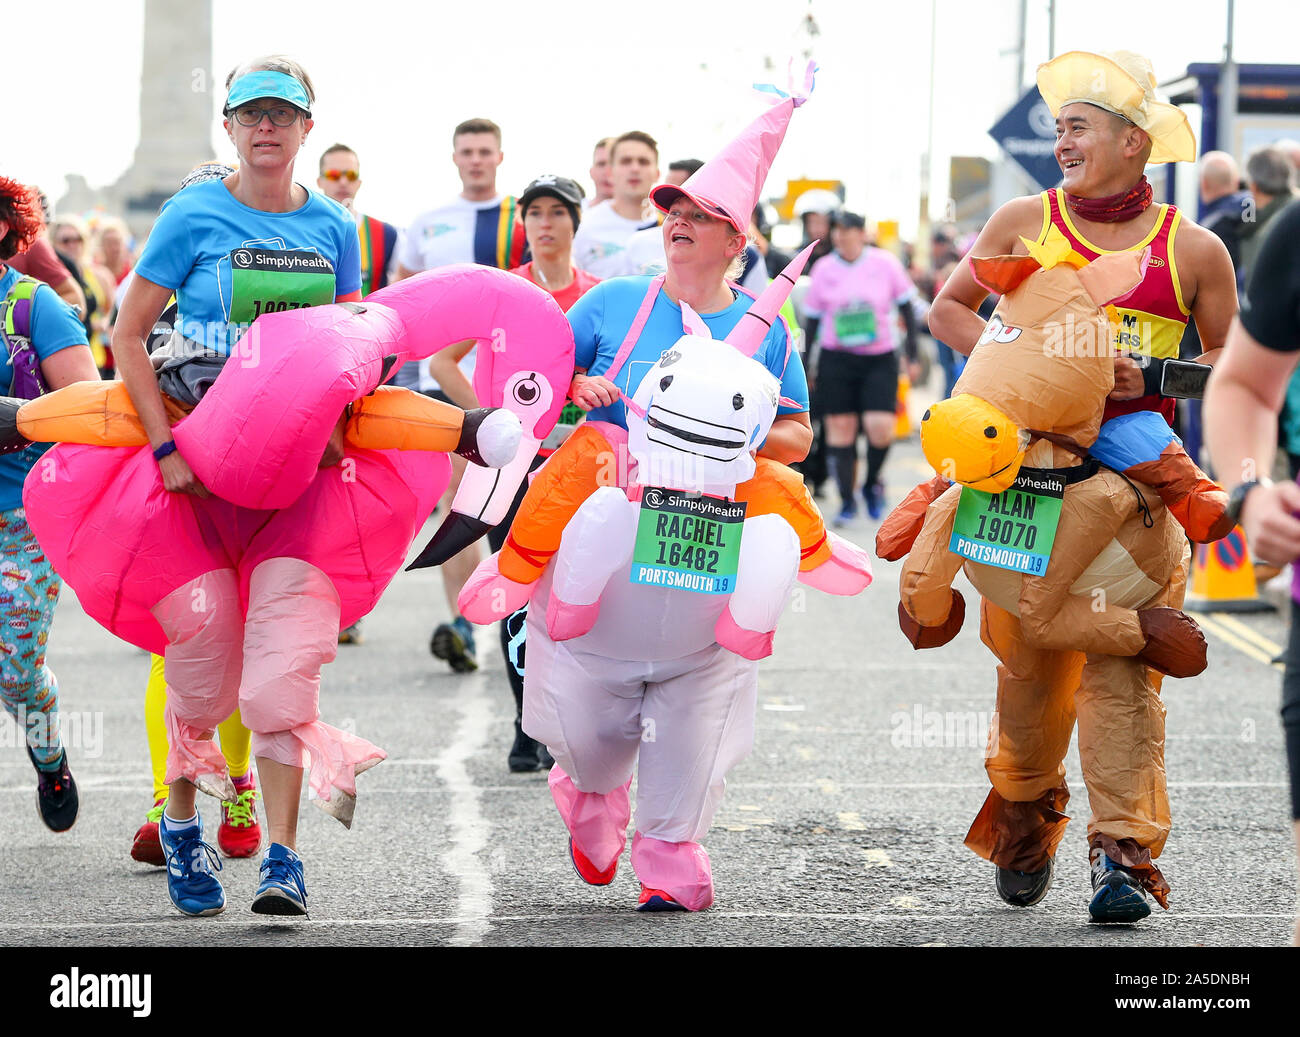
[1037,188,1189,426]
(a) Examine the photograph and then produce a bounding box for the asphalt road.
[0,433,1294,951]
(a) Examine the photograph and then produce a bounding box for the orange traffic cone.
[895,373,912,439]
[1183,526,1274,613]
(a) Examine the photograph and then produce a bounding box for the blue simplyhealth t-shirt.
[568,276,809,429]
[0,264,88,509]
[134,178,361,355]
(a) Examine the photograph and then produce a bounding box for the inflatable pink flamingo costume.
[16,265,575,824]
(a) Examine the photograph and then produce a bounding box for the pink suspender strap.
[603,274,665,385]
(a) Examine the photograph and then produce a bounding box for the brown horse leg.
[1076,651,1172,908]
[1126,444,1232,544]
[1072,553,1187,909]
[964,599,1084,872]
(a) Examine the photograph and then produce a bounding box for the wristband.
[152,441,178,462]
[1138,355,1167,397]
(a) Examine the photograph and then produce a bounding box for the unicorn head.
[625,243,816,491]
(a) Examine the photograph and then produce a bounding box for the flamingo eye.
[732,393,744,410]
[513,377,540,406]
[659,376,673,391]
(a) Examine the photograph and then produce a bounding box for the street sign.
[989,87,1062,192]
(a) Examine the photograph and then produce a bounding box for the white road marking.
[432,679,495,946]
[863,849,893,869]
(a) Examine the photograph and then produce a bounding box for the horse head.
[920,226,1148,491]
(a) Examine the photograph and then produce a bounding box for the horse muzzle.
[919,394,1030,493]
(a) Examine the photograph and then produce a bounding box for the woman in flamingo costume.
[6,58,574,919]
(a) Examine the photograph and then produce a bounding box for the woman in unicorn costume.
[456,64,872,911]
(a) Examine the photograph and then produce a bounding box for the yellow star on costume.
[1019,225,1075,270]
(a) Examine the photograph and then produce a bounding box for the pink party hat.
[650,59,817,234]
[725,241,818,357]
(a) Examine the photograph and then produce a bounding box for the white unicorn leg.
[546,486,637,641]
[715,514,800,660]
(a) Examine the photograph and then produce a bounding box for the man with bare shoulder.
[930,49,1235,550]
[925,49,1238,923]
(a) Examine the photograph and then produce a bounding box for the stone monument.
[58,0,214,242]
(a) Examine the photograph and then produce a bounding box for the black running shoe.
[430,618,478,673]
[1088,845,1151,923]
[27,743,79,832]
[508,719,547,772]
[995,858,1055,907]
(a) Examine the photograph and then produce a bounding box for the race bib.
[833,306,877,346]
[949,470,1065,576]
[540,401,586,451]
[229,247,337,323]
[630,487,745,594]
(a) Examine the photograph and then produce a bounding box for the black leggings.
[1281,600,1300,818]
[485,455,544,714]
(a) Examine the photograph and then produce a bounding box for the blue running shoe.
[160,813,225,917]
[864,481,886,521]
[252,842,308,916]
[832,502,857,528]
[1088,845,1151,923]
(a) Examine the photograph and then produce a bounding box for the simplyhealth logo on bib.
[631,487,746,594]
[227,247,336,324]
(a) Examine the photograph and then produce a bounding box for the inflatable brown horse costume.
[877,235,1209,923]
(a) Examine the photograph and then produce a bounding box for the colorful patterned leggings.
[0,507,64,770]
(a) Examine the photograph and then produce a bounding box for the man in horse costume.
[897,48,1239,922]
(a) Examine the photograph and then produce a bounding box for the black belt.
[1017,458,1100,487]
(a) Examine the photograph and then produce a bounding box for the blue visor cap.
[224,70,311,116]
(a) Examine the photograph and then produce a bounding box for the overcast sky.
[13,0,1300,239]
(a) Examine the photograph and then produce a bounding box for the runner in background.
[49,217,116,375]
[316,143,400,299]
[96,217,133,287]
[429,173,597,770]
[0,175,100,833]
[394,117,527,674]
[572,131,660,278]
[8,194,87,321]
[803,210,919,525]
[586,137,614,209]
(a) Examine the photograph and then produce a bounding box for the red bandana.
[1064,176,1153,224]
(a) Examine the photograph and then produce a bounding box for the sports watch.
[1224,479,1268,528]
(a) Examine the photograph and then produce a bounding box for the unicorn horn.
[724,241,819,357]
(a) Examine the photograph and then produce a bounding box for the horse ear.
[1076,248,1150,307]
[968,255,1042,296]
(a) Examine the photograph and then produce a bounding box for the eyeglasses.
[667,206,719,225]
[230,104,302,127]
[55,235,84,246]
[321,169,359,182]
